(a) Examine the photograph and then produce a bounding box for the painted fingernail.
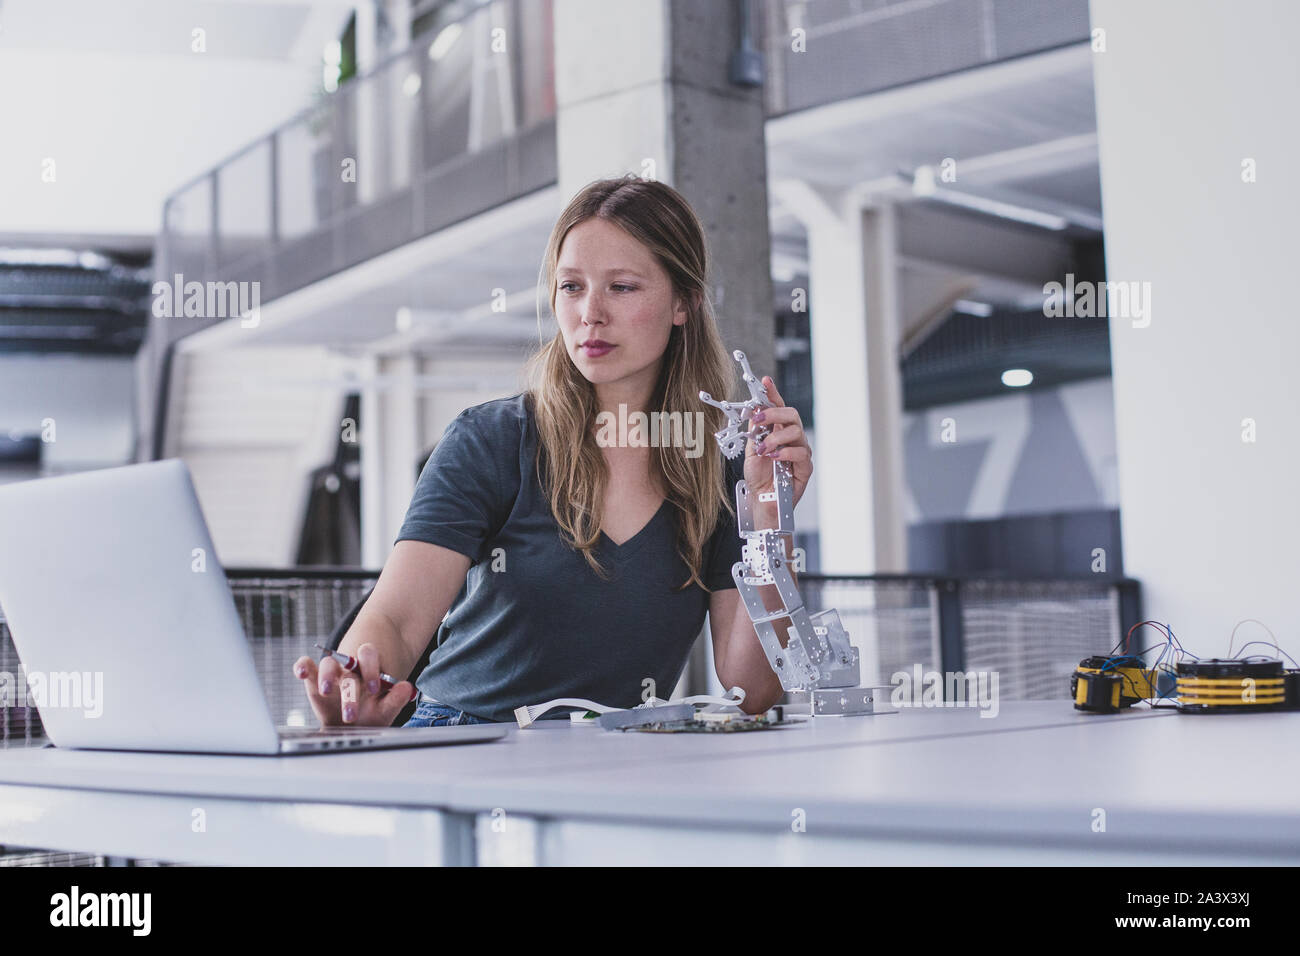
[409,688,420,703]
[343,705,356,722]
[321,679,333,694]
[294,666,306,678]
[753,410,765,423]
[755,442,766,454]
[367,679,379,694]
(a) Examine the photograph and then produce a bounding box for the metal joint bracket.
[700,350,881,717]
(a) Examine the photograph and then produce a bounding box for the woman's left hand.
[743,375,813,514]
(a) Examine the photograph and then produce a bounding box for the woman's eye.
[559,282,634,293]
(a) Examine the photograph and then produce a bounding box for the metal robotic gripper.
[699,350,885,716]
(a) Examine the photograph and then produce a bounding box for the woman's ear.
[674,289,699,326]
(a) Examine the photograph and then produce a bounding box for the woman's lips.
[581,343,615,357]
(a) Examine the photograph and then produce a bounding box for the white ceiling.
[768,43,1101,326]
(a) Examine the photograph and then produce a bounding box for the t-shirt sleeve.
[704,453,747,590]
[393,407,516,562]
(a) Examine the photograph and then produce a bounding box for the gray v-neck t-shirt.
[394,392,744,722]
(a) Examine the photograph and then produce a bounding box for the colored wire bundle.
[1077,619,1295,713]
[1094,620,1195,708]
[1225,618,1298,667]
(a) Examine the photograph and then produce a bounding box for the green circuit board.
[615,713,793,733]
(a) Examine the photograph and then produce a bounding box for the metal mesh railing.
[802,577,937,686]
[960,578,1122,699]
[761,0,1092,117]
[800,574,1135,700]
[0,571,1137,749]
[226,570,378,728]
[157,0,557,317]
[0,568,1136,864]
[0,617,43,747]
[0,848,187,866]
[0,850,106,866]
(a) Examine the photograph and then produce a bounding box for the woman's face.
[554,217,688,398]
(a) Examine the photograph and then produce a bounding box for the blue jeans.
[402,697,495,727]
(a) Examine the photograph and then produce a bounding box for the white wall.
[0,355,136,482]
[0,50,315,236]
[395,351,526,549]
[169,346,347,567]
[902,377,1119,523]
[416,353,530,453]
[1090,0,1299,655]
[0,0,351,237]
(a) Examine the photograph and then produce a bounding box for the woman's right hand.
[293,643,419,727]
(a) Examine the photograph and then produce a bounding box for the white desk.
[0,702,1291,865]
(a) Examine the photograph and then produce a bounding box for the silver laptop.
[0,458,506,755]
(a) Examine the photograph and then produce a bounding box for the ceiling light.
[429,23,463,61]
[953,299,992,317]
[1001,368,1033,388]
[911,165,937,197]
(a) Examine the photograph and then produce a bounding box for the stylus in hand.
[313,643,401,692]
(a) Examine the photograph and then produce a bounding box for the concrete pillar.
[775,180,907,574]
[554,0,775,696]
[552,0,776,378]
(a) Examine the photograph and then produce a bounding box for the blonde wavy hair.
[524,175,736,590]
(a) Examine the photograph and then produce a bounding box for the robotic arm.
[700,350,886,716]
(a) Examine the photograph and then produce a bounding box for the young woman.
[293,175,815,727]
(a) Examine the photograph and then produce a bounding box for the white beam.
[793,183,908,574]
[382,352,420,561]
[899,273,980,358]
[367,288,543,353]
[358,353,386,568]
